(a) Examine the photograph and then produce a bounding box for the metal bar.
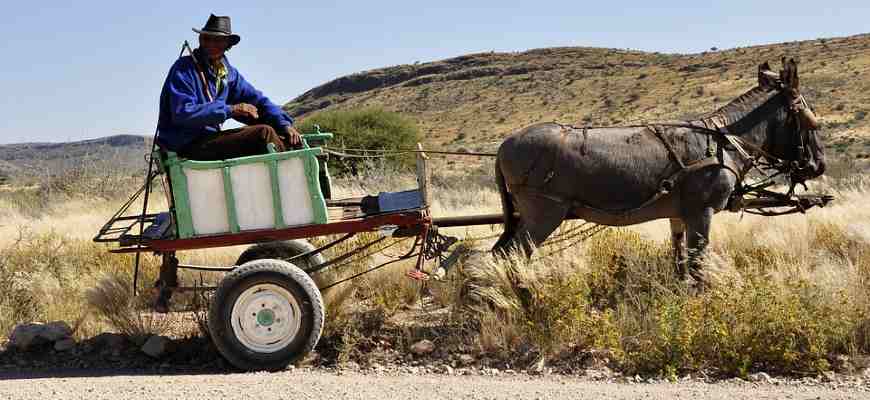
[94,214,162,243]
[414,225,429,272]
[432,212,523,228]
[319,253,419,291]
[177,263,236,272]
[432,212,591,228]
[304,236,387,275]
[109,214,161,222]
[326,198,363,207]
[110,246,153,254]
[286,232,355,265]
[168,286,218,292]
[93,181,147,241]
[133,148,158,297]
[416,143,430,207]
[147,210,425,252]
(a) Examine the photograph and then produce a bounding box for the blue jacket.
[156,50,294,151]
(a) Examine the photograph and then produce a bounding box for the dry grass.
[85,274,179,338]
[0,160,867,377]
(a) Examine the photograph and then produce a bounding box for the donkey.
[492,59,826,284]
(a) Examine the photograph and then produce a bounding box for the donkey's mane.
[698,85,783,135]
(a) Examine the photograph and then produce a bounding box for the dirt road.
[0,370,866,400]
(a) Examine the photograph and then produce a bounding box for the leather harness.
[509,108,812,217]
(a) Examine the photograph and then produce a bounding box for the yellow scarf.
[213,61,228,94]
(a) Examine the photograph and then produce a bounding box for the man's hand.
[230,103,259,120]
[284,125,302,147]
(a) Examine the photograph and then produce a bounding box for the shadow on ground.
[0,336,232,379]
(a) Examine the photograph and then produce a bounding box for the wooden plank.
[416,143,430,207]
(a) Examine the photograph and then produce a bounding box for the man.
[156,14,302,160]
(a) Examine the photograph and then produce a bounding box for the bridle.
[752,64,822,186]
[784,92,820,185]
[704,85,819,189]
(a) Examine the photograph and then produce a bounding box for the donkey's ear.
[779,57,800,91]
[758,62,776,87]
[780,57,789,84]
[787,58,800,91]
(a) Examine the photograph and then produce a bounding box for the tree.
[296,108,420,176]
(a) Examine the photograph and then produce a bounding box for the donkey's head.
[757,58,826,184]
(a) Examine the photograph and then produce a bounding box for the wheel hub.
[256,309,275,326]
[231,284,302,353]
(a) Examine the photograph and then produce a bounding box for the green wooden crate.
[157,134,331,239]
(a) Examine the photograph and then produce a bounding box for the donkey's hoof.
[688,274,710,295]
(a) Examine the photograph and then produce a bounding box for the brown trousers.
[179,124,289,161]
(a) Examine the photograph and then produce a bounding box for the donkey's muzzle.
[800,108,820,130]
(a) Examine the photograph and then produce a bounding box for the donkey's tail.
[492,159,517,254]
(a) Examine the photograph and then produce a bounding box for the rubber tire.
[208,259,324,371]
[236,240,326,270]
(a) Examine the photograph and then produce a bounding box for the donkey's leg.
[493,219,517,256]
[669,218,687,280]
[684,208,714,288]
[492,163,517,256]
[512,194,570,257]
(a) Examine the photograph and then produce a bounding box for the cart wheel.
[209,259,324,371]
[236,240,326,270]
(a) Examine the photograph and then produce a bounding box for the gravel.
[0,369,866,400]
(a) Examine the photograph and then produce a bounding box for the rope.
[309,236,410,275]
[319,254,418,290]
[323,146,496,158]
[533,224,609,260]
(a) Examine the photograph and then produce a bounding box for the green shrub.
[449,225,867,377]
[296,108,420,175]
[616,277,859,377]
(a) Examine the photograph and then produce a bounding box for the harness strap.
[724,135,753,160]
[650,125,687,169]
[510,157,734,217]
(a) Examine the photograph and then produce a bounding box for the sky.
[1,0,868,144]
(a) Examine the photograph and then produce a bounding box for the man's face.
[199,34,230,62]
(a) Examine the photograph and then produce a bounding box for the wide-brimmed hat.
[193,14,241,46]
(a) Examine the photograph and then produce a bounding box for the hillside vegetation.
[0,135,146,181]
[285,33,870,158]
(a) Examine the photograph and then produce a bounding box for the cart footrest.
[118,212,175,246]
[142,212,174,240]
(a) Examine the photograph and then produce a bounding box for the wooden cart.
[93,131,493,371]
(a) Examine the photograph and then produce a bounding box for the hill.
[284,33,870,157]
[0,135,148,179]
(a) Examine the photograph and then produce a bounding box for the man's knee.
[248,124,285,152]
[251,124,278,142]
